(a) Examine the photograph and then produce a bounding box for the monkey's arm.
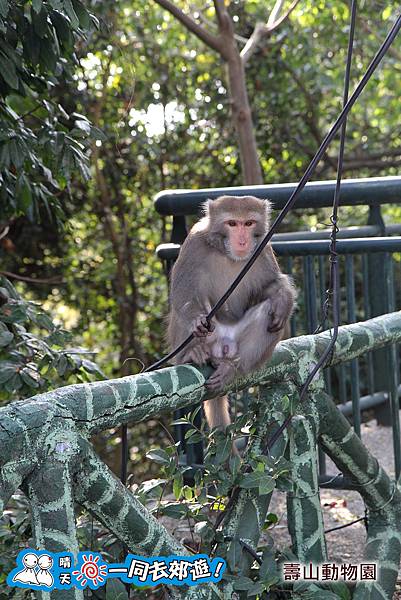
[264,274,296,333]
[167,239,215,365]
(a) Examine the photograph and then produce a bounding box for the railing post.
[366,204,393,425]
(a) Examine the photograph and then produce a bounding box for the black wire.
[121,11,401,483]
[324,516,366,534]
[144,11,401,374]
[266,0,359,451]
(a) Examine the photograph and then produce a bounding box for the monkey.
[167,195,296,431]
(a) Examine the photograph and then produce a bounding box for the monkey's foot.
[205,361,236,392]
[193,315,215,337]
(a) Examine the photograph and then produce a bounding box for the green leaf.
[329,582,351,600]
[0,303,27,324]
[16,175,32,212]
[32,0,43,13]
[0,324,13,348]
[0,0,9,18]
[0,53,18,89]
[229,453,241,475]
[20,366,41,388]
[32,6,48,37]
[146,448,170,464]
[71,0,90,29]
[173,472,183,499]
[0,363,17,384]
[263,512,278,529]
[50,10,74,46]
[74,119,91,134]
[233,576,254,591]
[63,0,79,28]
[105,579,129,600]
[186,432,203,444]
[239,472,275,494]
[247,582,264,597]
[161,503,188,519]
[259,547,277,579]
[214,436,232,464]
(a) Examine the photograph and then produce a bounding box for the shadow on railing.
[1,312,400,599]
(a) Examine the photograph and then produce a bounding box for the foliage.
[0,275,103,404]
[0,2,400,595]
[135,400,292,597]
[0,0,103,224]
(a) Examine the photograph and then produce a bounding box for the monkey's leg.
[203,395,231,430]
[235,301,284,374]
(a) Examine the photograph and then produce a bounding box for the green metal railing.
[1,313,401,599]
[154,176,401,483]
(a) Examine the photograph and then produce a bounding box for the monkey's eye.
[245,220,255,227]
[227,220,237,227]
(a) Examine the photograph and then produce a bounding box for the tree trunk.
[225,52,263,185]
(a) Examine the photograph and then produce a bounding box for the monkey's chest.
[207,274,254,322]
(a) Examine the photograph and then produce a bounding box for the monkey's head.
[202,195,271,261]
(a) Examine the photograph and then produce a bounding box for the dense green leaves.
[0,276,103,403]
[0,0,101,223]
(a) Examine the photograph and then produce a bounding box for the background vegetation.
[0,0,400,596]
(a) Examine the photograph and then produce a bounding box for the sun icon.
[72,553,108,588]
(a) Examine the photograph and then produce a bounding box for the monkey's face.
[223,218,260,261]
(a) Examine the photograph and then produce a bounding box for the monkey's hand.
[205,359,238,392]
[192,314,215,338]
[266,294,289,333]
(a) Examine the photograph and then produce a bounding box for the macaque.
[167,195,296,431]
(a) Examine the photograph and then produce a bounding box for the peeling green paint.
[0,312,400,599]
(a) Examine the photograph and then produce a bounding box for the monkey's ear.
[201,199,213,217]
[264,199,273,223]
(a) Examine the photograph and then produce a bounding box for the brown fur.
[167,195,296,431]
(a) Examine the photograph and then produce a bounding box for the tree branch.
[0,271,63,284]
[213,0,228,27]
[241,0,300,65]
[267,0,300,33]
[154,0,224,54]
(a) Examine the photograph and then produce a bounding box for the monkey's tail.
[203,395,231,430]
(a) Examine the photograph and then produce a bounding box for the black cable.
[324,516,366,534]
[144,11,401,374]
[266,0,358,451]
[121,11,401,483]
[213,0,358,536]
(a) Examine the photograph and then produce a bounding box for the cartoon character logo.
[9,551,54,589]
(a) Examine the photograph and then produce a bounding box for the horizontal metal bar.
[274,223,401,240]
[337,389,401,416]
[154,176,401,216]
[156,236,401,261]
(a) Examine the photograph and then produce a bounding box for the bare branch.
[267,0,285,28]
[241,23,268,65]
[267,0,300,33]
[0,271,63,284]
[154,0,223,54]
[241,0,300,65]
